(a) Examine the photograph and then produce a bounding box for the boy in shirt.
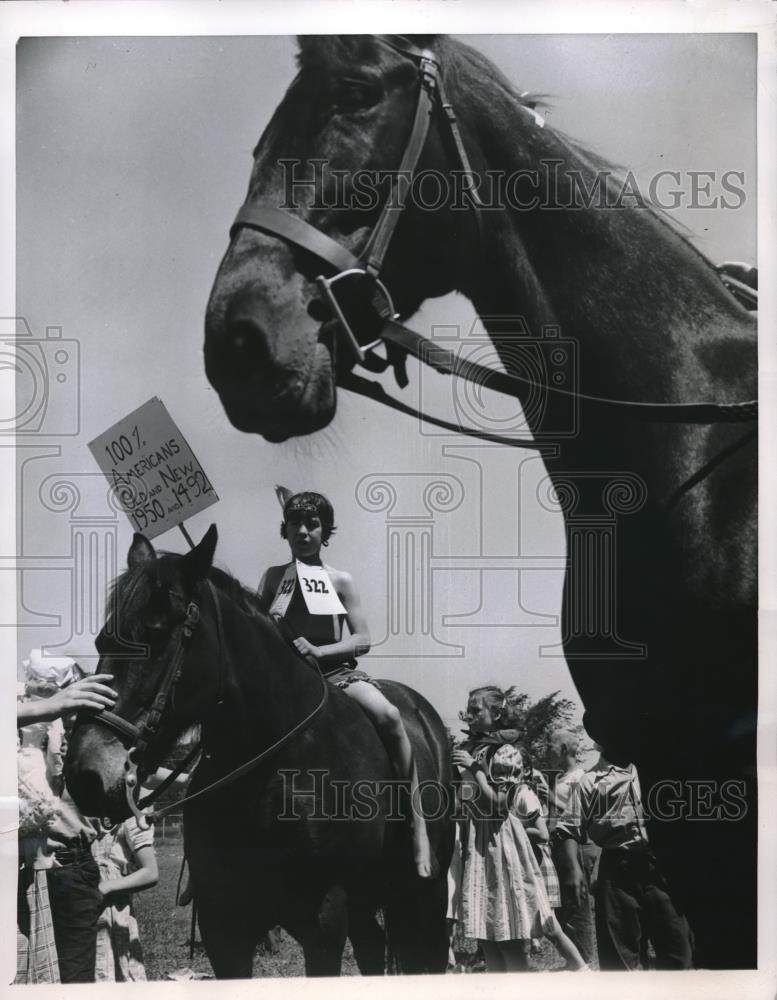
[548,729,598,966]
[554,711,693,970]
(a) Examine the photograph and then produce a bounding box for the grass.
[134,837,568,979]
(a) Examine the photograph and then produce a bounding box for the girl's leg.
[544,914,588,970]
[500,940,529,972]
[344,681,434,878]
[479,940,507,973]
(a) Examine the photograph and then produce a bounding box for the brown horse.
[66,527,454,976]
[203,35,757,968]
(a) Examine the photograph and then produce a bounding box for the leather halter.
[228,34,757,439]
[83,579,329,826]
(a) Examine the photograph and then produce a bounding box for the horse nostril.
[224,318,271,370]
[307,298,330,323]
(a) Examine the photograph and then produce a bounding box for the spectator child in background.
[453,686,588,972]
[92,817,158,981]
[548,728,598,965]
[554,710,693,970]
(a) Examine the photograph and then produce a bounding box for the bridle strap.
[144,642,330,823]
[228,38,756,428]
[230,205,360,274]
[360,50,438,276]
[110,581,330,823]
[85,709,140,744]
[374,319,759,424]
[136,740,202,810]
[340,370,547,449]
[230,36,483,286]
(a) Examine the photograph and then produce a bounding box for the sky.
[11,32,756,735]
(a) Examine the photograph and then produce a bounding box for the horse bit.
[81,581,329,827]
[227,33,758,451]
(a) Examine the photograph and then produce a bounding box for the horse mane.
[444,36,723,276]
[206,565,266,620]
[104,553,267,641]
[294,35,704,258]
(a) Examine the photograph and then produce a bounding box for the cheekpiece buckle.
[183,601,200,638]
[124,746,151,829]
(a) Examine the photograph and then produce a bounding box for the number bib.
[296,563,347,615]
[268,563,297,617]
[269,561,346,617]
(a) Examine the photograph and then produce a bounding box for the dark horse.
[66,526,453,976]
[203,36,757,968]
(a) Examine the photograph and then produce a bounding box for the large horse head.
[205,35,506,440]
[66,527,224,821]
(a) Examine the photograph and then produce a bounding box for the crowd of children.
[447,683,694,972]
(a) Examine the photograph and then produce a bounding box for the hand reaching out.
[18,674,117,726]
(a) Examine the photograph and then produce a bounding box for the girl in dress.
[92,817,158,981]
[452,686,587,972]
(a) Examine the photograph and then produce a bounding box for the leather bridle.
[81,579,329,827]
[228,33,757,447]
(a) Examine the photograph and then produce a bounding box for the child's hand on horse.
[293,637,322,659]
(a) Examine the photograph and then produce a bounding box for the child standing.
[513,751,561,956]
[92,818,158,981]
[548,728,598,965]
[453,686,588,972]
[554,710,693,970]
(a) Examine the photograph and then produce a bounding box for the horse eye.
[141,614,168,635]
[334,78,382,114]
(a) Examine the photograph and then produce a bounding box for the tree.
[503,688,582,773]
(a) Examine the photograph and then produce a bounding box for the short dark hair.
[280,491,337,544]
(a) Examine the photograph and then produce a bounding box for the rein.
[228,33,758,438]
[87,579,329,825]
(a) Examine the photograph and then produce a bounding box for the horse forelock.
[104,561,157,641]
[295,34,459,79]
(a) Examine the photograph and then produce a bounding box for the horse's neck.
[212,600,322,756]
[463,112,756,465]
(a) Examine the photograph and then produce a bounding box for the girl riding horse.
[257,490,434,879]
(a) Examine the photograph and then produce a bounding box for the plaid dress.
[16,868,60,983]
[513,784,562,908]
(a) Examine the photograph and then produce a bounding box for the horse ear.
[179,524,218,586]
[128,533,156,568]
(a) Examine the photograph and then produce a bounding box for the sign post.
[89,397,219,544]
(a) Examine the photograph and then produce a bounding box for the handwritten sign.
[89,397,218,539]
